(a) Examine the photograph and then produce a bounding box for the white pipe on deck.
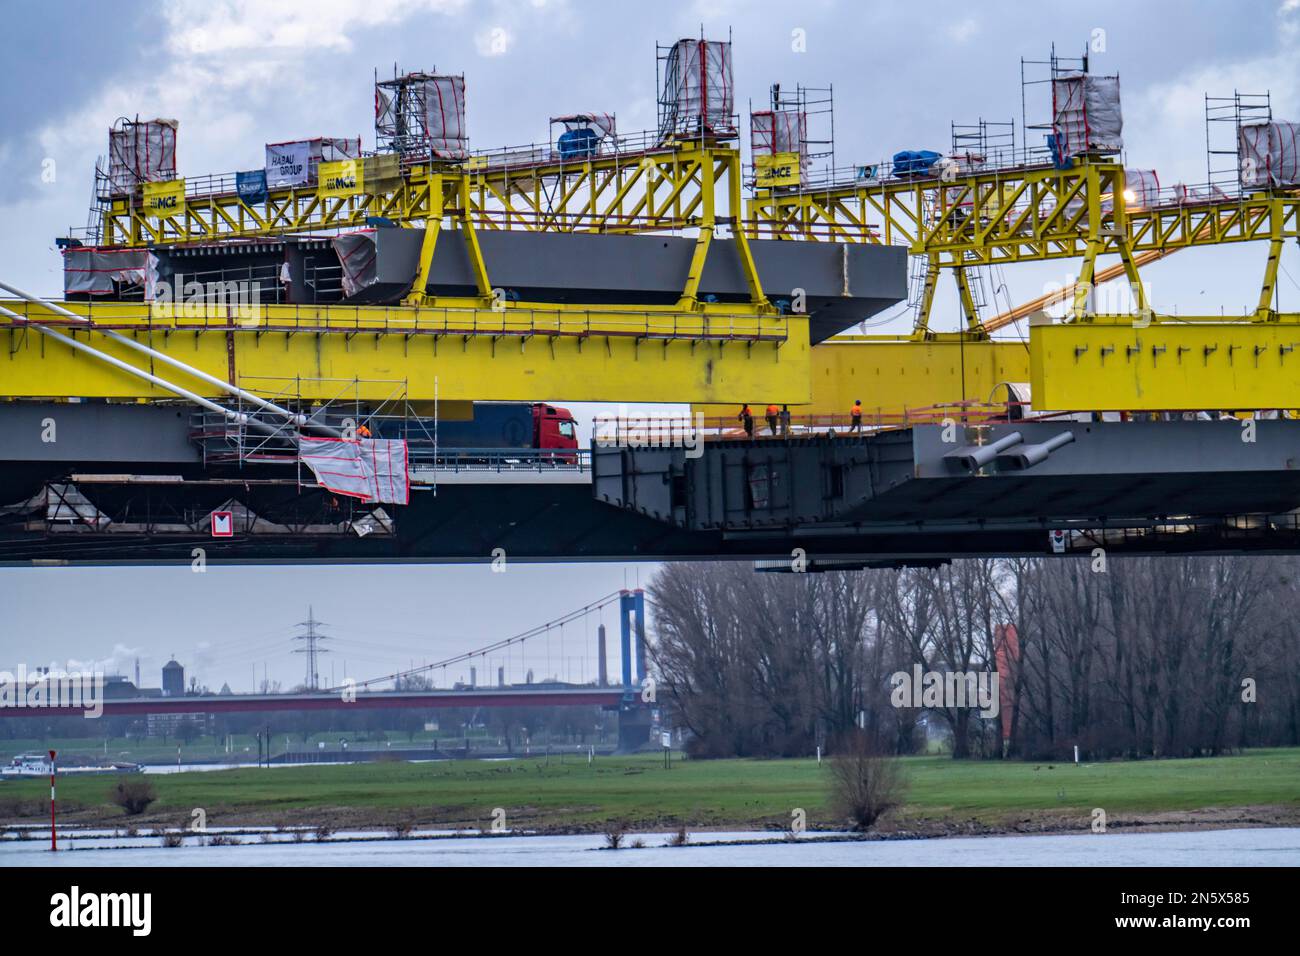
[0,280,325,431]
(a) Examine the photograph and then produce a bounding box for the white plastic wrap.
[107,118,178,195]
[750,110,805,157]
[331,231,377,298]
[421,76,468,159]
[1239,121,1300,187]
[661,38,734,138]
[62,247,149,295]
[299,437,409,505]
[1123,168,1160,208]
[1052,73,1123,156]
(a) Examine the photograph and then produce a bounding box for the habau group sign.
[265,141,311,189]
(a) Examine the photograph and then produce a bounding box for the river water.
[3,826,1297,867]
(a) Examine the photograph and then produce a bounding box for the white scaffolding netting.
[62,248,149,295]
[424,76,468,158]
[331,230,378,298]
[1239,120,1300,188]
[107,118,178,195]
[660,38,734,139]
[1052,73,1123,156]
[751,110,806,157]
[376,75,468,159]
[1123,168,1161,208]
[299,438,409,505]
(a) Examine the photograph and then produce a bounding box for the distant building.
[147,712,212,738]
[103,675,162,699]
[162,659,184,697]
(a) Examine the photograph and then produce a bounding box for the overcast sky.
[2,0,1299,692]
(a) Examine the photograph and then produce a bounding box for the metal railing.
[0,298,789,344]
[416,448,590,472]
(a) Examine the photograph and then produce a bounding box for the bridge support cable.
[335,590,628,692]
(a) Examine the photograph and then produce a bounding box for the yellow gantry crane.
[747,156,1300,411]
[2,137,808,405]
[5,46,1300,417]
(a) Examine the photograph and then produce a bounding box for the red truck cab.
[533,403,578,452]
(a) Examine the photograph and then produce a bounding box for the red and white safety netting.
[299,437,409,505]
[661,38,734,138]
[1239,120,1300,188]
[107,118,178,195]
[1051,73,1123,156]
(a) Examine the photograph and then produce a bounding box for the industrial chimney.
[597,623,608,687]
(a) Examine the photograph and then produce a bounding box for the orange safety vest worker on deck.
[765,403,780,436]
[738,404,754,439]
[356,423,372,438]
[849,400,863,433]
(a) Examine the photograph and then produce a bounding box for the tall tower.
[597,623,608,687]
[292,607,330,691]
[162,657,184,697]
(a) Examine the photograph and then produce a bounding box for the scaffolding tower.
[951,118,1017,169]
[1205,90,1272,193]
[375,67,469,162]
[1020,44,1089,158]
[655,30,738,144]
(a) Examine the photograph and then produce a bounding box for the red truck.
[430,402,578,451]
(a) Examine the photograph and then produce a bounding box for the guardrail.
[0,299,790,344]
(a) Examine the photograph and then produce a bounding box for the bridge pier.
[618,589,647,686]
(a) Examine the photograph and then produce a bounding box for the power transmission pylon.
[292,607,330,691]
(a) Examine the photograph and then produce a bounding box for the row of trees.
[649,557,1300,760]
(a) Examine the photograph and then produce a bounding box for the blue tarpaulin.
[891,149,942,177]
[236,169,267,205]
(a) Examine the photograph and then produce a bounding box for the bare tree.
[826,731,909,830]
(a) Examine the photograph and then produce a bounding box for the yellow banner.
[142,179,186,219]
[755,152,800,189]
[318,159,363,198]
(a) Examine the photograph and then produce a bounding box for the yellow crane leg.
[0,301,809,405]
[1030,313,1300,411]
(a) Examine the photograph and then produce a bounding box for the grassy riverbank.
[3,749,1298,836]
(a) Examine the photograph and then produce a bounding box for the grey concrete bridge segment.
[0,403,200,465]
[5,403,1300,564]
[151,228,908,344]
[592,420,1300,532]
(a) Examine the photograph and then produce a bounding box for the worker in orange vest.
[765,403,780,436]
[356,422,372,439]
[849,399,863,433]
[738,404,754,439]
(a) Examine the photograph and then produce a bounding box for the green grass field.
[0,729,563,765]
[3,748,1297,832]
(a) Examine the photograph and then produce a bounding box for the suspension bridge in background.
[0,591,654,747]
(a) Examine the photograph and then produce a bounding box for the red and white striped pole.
[48,749,57,852]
